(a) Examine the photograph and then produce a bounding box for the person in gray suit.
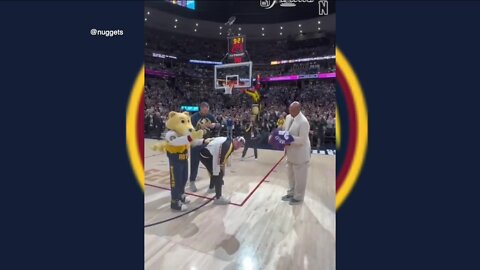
[281,101,311,205]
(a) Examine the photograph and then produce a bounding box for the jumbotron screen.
[166,0,195,10]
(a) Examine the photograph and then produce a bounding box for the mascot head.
[151,111,198,153]
[166,111,195,136]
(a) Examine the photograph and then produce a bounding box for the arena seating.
[144,28,336,150]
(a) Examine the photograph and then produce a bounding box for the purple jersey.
[268,129,294,150]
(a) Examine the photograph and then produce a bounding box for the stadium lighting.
[318,21,321,24]
[145,18,147,21]
[280,32,282,35]
[280,26,283,29]
[219,32,222,35]
[299,24,301,27]
[318,27,321,31]
[147,11,150,15]
[175,18,178,22]
[194,29,197,32]
[262,33,265,36]
[219,26,222,29]
[238,27,241,31]
[195,23,198,26]
[300,30,303,33]
[174,25,177,28]
[262,27,264,30]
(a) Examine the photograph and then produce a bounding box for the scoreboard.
[227,36,247,63]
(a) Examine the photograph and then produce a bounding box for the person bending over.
[200,136,245,204]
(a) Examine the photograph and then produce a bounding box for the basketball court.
[144,138,336,269]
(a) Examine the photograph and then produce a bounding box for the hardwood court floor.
[144,139,336,270]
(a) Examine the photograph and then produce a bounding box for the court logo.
[260,0,315,10]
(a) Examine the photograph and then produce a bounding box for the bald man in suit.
[282,101,311,205]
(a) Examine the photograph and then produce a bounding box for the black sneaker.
[289,198,303,205]
[171,200,188,211]
[281,194,293,201]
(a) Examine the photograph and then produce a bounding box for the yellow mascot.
[244,88,262,122]
[151,111,207,211]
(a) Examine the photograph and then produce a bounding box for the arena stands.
[144,27,336,151]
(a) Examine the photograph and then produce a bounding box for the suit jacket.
[284,113,311,164]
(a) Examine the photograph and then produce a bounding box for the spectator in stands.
[226,117,234,139]
[317,114,327,151]
[144,109,152,134]
[153,111,163,139]
[326,114,335,137]
[277,114,285,129]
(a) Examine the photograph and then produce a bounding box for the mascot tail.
[151,141,168,153]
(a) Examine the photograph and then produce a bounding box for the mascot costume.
[152,111,209,211]
[243,74,263,123]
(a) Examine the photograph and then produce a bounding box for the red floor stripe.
[145,154,285,207]
[239,154,286,207]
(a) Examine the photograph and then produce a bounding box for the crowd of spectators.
[145,77,336,148]
[145,27,336,78]
[145,28,337,149]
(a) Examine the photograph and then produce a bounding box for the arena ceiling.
[145,1,335,40]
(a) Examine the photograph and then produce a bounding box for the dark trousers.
[189,145,204,182]
[199,148,224,199]
[242,139,258,158]
[167,153,188,201]
[226,127,233,139]
[317,131,325,149]
[144,123,150,134]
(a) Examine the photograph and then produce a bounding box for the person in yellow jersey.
[277,114,285,129]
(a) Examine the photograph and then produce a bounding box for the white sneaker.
[207,187,215,194]
[254,158,258,160]
[241,157,245,161]
[213,196,230,205]
[179,203,189,211]
[181,194,191,204]
[189,182,197,192]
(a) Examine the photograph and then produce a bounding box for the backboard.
[214,61,252,90]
